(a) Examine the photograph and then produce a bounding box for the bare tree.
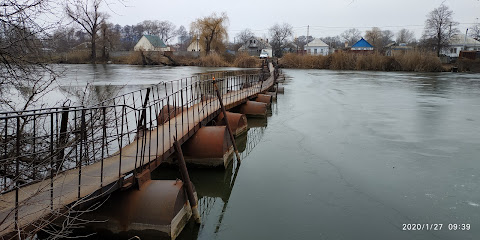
[470,24,480,40]
[65,0,109,63]
[340,28,361,46]
[235,28,255,44]
[176,25,191,51]
[190,12,229,54]
[0,0,60,112]
[100,22,121,59]
[365,27,383,49]
[158,20,176,44]
[423,4,459,56]
[396,29,416,44]
[269,23,293,57]
[295,35,314,50]
[380,30,394,48]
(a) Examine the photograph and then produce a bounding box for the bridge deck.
[0,63,275,235]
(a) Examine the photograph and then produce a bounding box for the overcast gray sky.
[107,0,479,42]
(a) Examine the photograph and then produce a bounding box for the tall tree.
[65,0,108,63]
[1,0,59,112]
[269,23,293,57]
[470,24,480,40]
[190,12,229,54]
[365,27,383,49]
[423,4,459,56]
[295,35,314,50]
[396,29,416,44]
[235,28,255,44]
[158,20,177,43]
[340,28,362,46]
[100,22,121,59]
[321,36,343,49]
[176,25,191,50]
[381,30,394,48]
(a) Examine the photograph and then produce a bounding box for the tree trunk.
[91,30,96,64]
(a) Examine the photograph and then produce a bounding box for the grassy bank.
[50,51,262,68]
[280,51,445,72]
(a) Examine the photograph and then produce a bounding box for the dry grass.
[280,51,444,72]
[329,51,356,70]
[50,51,91,64]
[280,53,330,69]
[395,51,443,72]
[233,53,261,68]
[197,53,230,67]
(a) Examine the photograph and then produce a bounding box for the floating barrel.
[87,180,195,240]
[182,126,234,168]
[216,111,248,136]
[239,101,267,117]
[254,94,272,107]
[157,105,187,125]
[264,92,277,100]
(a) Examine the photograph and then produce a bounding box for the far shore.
[48,51,480,73]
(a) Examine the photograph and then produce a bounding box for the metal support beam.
[173,138,201,224]
[212,77,241,164]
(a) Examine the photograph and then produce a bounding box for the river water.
[56,65,480,240]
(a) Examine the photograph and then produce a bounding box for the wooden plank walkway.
[0,63,275,236]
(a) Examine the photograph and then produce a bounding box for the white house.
[134,35,170,52]
[304,38,329,56]
[187,39,203,52]
[442,34,480,58]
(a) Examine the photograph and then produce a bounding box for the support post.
[212,77,241,163]
[173,138,201,224]
[137,88,151,132]
[56,107,69,172]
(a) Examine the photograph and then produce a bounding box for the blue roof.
[352,38,373,48]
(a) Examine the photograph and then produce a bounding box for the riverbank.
[50,51,262,68]
[49,51,480,72]
[279,52,447,72]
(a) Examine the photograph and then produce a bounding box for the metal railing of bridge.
[0,60,275,236]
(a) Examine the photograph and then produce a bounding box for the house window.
[320,49,324,53]
[314,49,317,54]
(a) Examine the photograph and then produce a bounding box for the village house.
[134,35,170,52]
[187,39,203,52]
[304,38,330,56]
[385,42,414,56]
[442,34,480,58]
[238,37,272,56]
[351,38,374,52]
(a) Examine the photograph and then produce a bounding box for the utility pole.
[306,25,310,48]
[464,28,469,51]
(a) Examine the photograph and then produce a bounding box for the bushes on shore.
[280,51,445,72]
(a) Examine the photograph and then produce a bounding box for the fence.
[0,60,273,235]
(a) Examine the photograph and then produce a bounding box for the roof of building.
[238,37,271,51]
[352,38,373,48]
[449,34,480,46]
[144,35,167,48]
[306,38,328,47]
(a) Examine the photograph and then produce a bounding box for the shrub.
[197,53,230,67]
[233,53,261,68]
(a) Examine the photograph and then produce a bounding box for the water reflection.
[151,119,267,240]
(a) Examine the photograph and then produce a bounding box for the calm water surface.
[63,65,480,240]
